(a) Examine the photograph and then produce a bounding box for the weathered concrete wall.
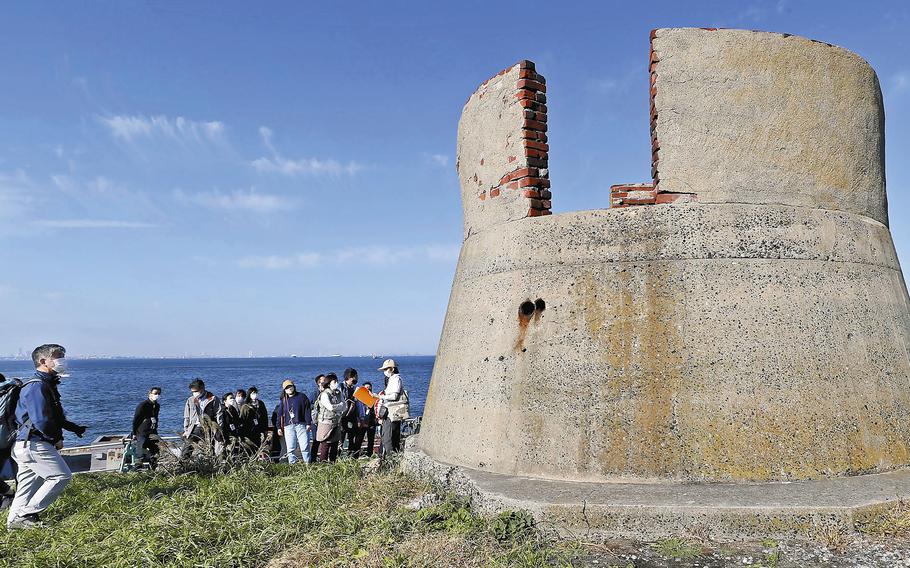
[419,29,910,483]
[457,61,551,240]
[421,204,910,482]
[651,28,887,224]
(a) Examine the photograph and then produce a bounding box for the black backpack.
[0,377,39,449]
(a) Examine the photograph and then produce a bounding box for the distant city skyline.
[0,348,430,360]
[2,1,909,356]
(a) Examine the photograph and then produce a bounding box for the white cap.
[378,358,398,371]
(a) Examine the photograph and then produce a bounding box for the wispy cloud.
[0,170,36,224]
[250,156,363,176]
[51,174,126,196]
[735,3,767,23]
[174,188,296,213]
[888,71,909,97]
[423,153,450,168]
[97,114,227,145]
[32,220,159,229]
[237,244,460,270]
[259,126,278,155]
[586,65,640,97]
[238,253,323,269]
[73,76,90,98]
[251,125,362,177]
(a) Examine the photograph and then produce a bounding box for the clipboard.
[354,386,379,408]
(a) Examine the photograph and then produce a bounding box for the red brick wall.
[477,60,552,218]
[650,29,661,191]
[610,183,696,208]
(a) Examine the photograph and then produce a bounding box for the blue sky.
[1,1,908,357]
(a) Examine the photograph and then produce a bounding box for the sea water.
[0,356,434,444]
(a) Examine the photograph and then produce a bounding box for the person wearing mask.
[353,381,378,458]
[246,386,269,451]
[131,387,161,465]
[276,379,312,464]
[308,374,325,463]
[339,368,360,456]
[315,374,347,462]
[233,389,257,456]
[181,379,223,459]
[220,392,243,456]
[377,359,406,455]
[7,344,87,530]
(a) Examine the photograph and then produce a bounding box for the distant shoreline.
[0,355,434,361]
[0,354,435,362]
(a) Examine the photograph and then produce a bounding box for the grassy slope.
[0,460,579,568]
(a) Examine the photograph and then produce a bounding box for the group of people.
[1,343,410,531]
[168,360,407,465]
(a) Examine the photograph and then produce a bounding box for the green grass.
[0,459,579,568]
[649,536,705,560]
[856,500,910,539]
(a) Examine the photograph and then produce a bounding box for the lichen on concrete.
[418,26,910,499]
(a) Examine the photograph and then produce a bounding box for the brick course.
[610,182,696,208]
[479,60,552,218]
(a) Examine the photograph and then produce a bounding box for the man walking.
[7,344,87,530]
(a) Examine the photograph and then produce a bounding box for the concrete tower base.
[414,27,910,542]
[403,445,910,541]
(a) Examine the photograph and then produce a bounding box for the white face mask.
[284,388,294,396]
[329,381,339,391]
[250,393,258,401]
[383,369,393,378]
[149,394,160,402]
[192,391,203,399]
[51,358,68,375]
[225,399,235,407]
[236,396,245,405]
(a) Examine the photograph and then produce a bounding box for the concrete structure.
[413,27,910,522]
[402,447,910,540]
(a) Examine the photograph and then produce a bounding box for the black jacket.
[132,399,160,436]
[249,399,269,436]
[220,405,243,441]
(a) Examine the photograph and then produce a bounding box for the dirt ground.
[572,537,910,567]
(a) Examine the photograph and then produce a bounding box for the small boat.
[58,435,184,473]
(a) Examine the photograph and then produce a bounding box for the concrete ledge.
[402,446,910,541]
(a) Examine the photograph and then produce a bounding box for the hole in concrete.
[535,299,546,312]
[519,301,535,317]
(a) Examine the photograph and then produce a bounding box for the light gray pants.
[7,440,72,525]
